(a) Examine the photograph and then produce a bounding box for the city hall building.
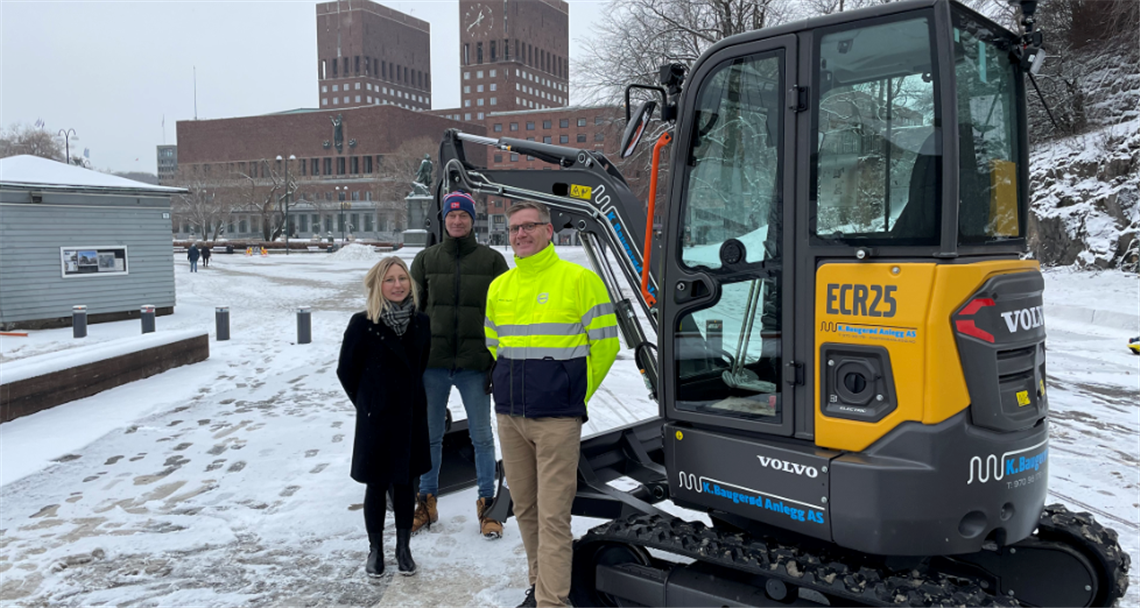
[167,0,633,244]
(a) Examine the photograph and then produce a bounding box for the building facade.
[172,105,484,243]
[156,145,178,185]
[457,0,569,122]
[316,0,432,112]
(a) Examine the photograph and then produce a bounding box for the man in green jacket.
[410,191,509,538]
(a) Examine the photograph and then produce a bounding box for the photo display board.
[60,246,129,278]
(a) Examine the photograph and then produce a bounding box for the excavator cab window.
[953,7,1024,243]
[674,50,785,422]
[811,16,942,246]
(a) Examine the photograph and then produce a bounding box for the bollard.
[72,305,88,339]
[216,306,230,341]
[297,306,312,344]
[141,304,156,334]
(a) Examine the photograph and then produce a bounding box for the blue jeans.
[189,260,198,272]
[419,368,497,499]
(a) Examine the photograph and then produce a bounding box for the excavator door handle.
[673,277,713,305]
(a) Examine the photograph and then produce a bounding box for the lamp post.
[58,128,77,165]
[335,186,347,242]
[276,154,296,254]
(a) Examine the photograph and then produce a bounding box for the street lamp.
[58,128,77,164]
[335,186,349,242]
[276,154,296,254]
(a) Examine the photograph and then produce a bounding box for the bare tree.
[0,123,65,160]
[173,175,240,241]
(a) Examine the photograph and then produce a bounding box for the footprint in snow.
[105,455,124,465]
[305,449,319,458]
[310,463,329,474]
[332,434,344,443]
[280,485,301,497]
[227,461,247,473]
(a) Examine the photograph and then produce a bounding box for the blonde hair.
[364,256,418,323]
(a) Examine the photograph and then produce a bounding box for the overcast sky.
[0,0,609,174]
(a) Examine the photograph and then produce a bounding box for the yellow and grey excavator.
[427,0,1131,604]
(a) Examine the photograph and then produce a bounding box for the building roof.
[0,155,186,194]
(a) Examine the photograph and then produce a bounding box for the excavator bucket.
[437,410,484,495]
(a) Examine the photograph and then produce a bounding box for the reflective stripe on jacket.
[485,244,619,420]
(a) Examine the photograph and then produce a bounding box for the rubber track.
[1038,503,1131,605]
[578,505,1131,607]
[577,514,1017,607]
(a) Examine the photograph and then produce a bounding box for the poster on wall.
[61,246,128,278]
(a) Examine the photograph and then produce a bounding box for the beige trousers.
[497,414,582,608]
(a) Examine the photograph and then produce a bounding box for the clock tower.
[458,0,569,121]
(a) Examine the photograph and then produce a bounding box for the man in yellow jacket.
[485,202,619,608]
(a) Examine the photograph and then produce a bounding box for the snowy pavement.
[0,248,1136,606]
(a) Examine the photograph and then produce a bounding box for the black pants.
[364,482,415,533]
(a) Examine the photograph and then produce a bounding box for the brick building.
[165,0,639,246]
[316,0,432,112]
[456,0,569,122]
[173,105,483,242]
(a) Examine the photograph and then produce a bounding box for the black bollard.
[141,304,156,334]
[72,305,87,339]
[216,306,230,341]
[297,306,312,344]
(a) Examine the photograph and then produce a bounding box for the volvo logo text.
[757,456,819,478]
[1000,306,1044,333]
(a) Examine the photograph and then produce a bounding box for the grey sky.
[0,0,609,174]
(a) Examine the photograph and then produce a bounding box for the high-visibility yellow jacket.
[485,244,620,420]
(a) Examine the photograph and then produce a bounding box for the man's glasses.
[507,222,548,235]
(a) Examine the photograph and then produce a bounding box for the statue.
[412,154,433,196]
[331,114,344,153]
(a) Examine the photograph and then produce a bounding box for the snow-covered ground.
[1,246,1136,606]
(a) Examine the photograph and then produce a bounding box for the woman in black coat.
[337,256,431,577]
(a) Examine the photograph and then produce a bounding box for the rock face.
[1028,122,1140,271]
[1026,42,1140,270]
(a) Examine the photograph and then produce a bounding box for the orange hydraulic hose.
[640,131,672,307]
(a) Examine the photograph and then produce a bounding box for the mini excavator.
[426,0,1131,605]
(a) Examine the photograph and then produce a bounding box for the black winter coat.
[410,231,509,371]
[336,311,432,486]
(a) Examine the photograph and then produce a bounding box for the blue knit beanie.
[443,191,476,221]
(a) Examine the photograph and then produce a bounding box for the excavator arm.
[429,128,661,396]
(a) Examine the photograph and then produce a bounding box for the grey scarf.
[379,297,415,336]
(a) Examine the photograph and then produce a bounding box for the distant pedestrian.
[201,245,212,268]
[409,190,509,539]
[187,244,200,272]
[337,256,431,578]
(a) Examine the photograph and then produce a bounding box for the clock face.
[464,2,494,38]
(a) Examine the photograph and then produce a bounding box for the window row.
[462,39,565,79]
[491,116,605,132]
[321,56,428,90]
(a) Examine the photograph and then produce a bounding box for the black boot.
[365,532,384,577]
[395,528,416,575]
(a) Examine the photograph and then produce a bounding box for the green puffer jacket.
[410,231,509,371]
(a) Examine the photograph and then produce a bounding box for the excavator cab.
[429,0,1129,604]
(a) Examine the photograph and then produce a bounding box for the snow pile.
[1029,118,1140,270]
[330,242,382,262]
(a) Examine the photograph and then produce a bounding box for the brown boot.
[476,497,503,540]
[411,494,437,534]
